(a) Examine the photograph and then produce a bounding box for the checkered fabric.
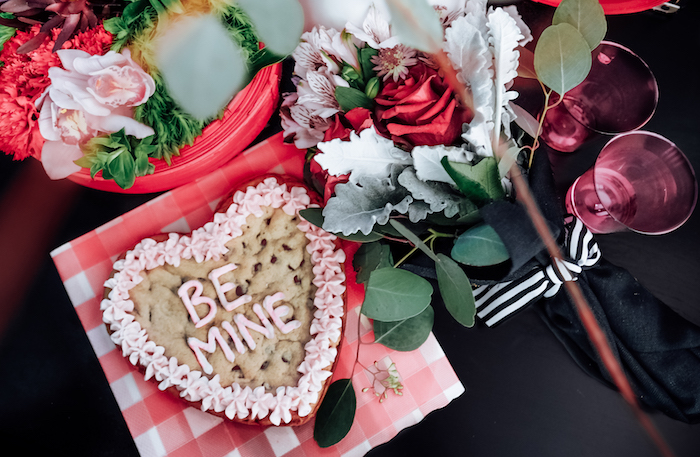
[51,133,465,457]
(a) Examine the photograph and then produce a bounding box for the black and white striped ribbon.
[474,216,601,327]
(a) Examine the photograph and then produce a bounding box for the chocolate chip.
[254,263,262,272]
[271,255,277,264]
[260,361,269,370]
[294,275,301,285]
[235,285,244,296]
[281,355,290,363]
[282,244,291,251]
[261,239,267,247]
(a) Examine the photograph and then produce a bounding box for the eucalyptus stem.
[526,87,563,168]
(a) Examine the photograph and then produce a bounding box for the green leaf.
[106,149,136,190]
[534,23,592,96]
[362,268,432,321]
[441,157,505,206]
[335,86,374,111]
[359,47,379,82]
[385,0,443,53]
[451,224,510,267]
[314,379,356,448]
[435,254,475,327]
[155,14,247,120]
[299,208,383,242]
[133,139,156,177]
[388,220,439,262]
[299,207,324,229]
[353,242,394,284]
[247,47,285,78]
[553,0,607,51]
[236,0,304,56]
[374,305,434,351]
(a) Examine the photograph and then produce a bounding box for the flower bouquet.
[281,0,700,448]
[0,0,304,192]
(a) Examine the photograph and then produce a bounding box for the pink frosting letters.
[188,327,236,375]
[209,264,252,311]
[178,280,217,328]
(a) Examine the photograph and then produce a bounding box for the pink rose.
[36,48,156,179]
[374,63,473,148]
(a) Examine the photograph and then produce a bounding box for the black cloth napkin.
[478,150,700,424]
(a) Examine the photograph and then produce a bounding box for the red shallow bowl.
[530,0,666,14]
[67,62,282,194]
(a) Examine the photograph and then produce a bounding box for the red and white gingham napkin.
[51,133,464,457]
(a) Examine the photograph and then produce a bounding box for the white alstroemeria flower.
[296,68,349,119]
[345,4,400,49]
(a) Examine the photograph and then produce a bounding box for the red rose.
[374,63,473,148]
[323,107,374,142]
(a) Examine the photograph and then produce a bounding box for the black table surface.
[1,2,699,456]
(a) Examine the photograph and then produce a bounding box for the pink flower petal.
[40,140,83,180]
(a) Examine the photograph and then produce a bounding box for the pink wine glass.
[540,41,659,153]
[566,131,697,235]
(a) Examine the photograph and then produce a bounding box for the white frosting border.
[100,177,346,425]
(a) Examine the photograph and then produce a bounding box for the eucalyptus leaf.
[451,223,510,267]
[299,208,324,229]
[322,175,412,236]
[553,0,607,51]
[389,220,439,262]
[155,14,246,120]
[314,379,356,448]
[441,157,505,206]
[374,305,434,351]
[354,242,394,284]
[516,46,537,79]
[534,23,592,96]
[497,146,522,179]
[385,0,444,53]
[362,268,432,321]
[236,0,304,56]
[435,254,475,327]
[335,86,375,111]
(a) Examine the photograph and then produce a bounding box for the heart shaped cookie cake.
[100,176,347,426]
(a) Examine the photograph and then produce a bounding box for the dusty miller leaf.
[412,144,475,185]
[398,168,463,219]
[444,14,494,126]
[486,8,523,148]
[300,208,383,242]
[322,175,412,236]
[314,379,356,448]
[534,23,592,96]
[553,0,606,51]
[315,128,412,184]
